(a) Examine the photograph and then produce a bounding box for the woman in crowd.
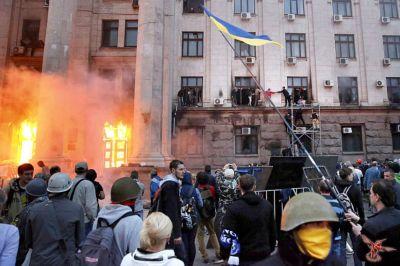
[121,212,184,266]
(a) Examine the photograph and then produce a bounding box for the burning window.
[18,121,37,164]
[103,122,128,168]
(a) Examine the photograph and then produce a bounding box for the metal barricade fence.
[255,187,311,220]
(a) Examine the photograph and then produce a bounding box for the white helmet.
[47,173,73,193]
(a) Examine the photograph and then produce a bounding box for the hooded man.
[91,177,143,261]
[220,174,276,265]
[15,178,48,265]
[264,192,342,266]
[3,163,34,223]
[130,171,145,219]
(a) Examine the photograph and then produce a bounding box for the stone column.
[129,0,173,166]
[0,0,13,85]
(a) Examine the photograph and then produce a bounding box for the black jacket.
[355,207,400,266]
[263,233,344,266]
[221,191,276,262]
[335,179,365,224]
[159,180,182,239]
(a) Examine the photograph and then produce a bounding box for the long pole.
[219,32,349,211]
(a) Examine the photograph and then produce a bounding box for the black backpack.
[181,187,198,230]
[199,185,216,219]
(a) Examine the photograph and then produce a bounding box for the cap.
[26,178,47,197]
[75,161,88,172]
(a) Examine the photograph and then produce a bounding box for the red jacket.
[197,184,216,200]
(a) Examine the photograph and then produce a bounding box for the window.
[383,36,400,59]
[125,21,138,47]
[333,0,352,17]
[179,77,203,107]
[182,32,203,57]
[102,20,119,47]
[183,0,204,13]
[233,77,257,106]
[235,126,258,155]
[287,77,309,104]
[234,0,256,14]
[234,38,256,58]
[387,77,400,104]
[286,33,306,58]
[391,124,400,150]
[342,126,363,153]
[22,20,40,44]
[284,0,305,15]
[380,0,399,18]
[338,77,358,105]
[335,34,355,58]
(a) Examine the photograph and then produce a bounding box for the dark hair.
[388,162,400,173]
[371,179,396,207]
[338,167,352,180]
[239,174,256,192]
[130,170,139,180]
[18,163,34,176]
[204,165,212,174]
[196,171,209,185]
[86,169,98,181]
[169,160,183,171]
[49,165,61,176]
[318,179,331,194]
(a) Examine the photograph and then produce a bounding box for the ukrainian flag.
[203,6,281,47]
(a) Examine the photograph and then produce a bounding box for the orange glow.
[18,120,37,164]
[103,122,129,168]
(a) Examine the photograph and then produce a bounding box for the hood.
[241,191,262,205]
[335,178,353,188]
[131,249,178,265]
[159,173,179,187]
[97,204,132,224]
[182,173,192,185]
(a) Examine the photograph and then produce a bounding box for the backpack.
[199,186,216,219]
[77,212,133,266]
[337,186,356,213]
[181,187,198,231]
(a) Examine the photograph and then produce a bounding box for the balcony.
[8,44,44,72]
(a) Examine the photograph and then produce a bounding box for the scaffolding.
[286,103,322,156]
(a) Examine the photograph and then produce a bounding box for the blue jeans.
[331,231,347,266]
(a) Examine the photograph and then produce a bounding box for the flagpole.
[219,32,348,211]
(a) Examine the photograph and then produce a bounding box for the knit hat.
[111,177,141,203]
[26,178,47,197]
[75,161,88,173]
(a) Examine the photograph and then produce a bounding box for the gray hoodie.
[93,204,142,257]
[68,175,98,223]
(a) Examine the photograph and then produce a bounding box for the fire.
[18,120,37,164]
[103,122,129,168]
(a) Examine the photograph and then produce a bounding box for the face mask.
[293,225,332,260]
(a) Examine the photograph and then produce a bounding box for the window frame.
[182,32,204,57]
[233,77,257,106]
[284,0,305,15]
[383,35,400,59]
[287,77,309,103]
[285,33,307,58]
[234,126,259,155]
[234,0,256,14]
[335,34,356,59]
[338,76,359,106]
[124,20,138,47]
[391,124,400,151]
[379,0,399,18]
[332,0,353,17]
[387,77,400,105]
[341,125,364,154]
[183,0,204,14]
[234,34,256,58]
[181,77,203,106]
[22,19,40,44]
[101,20,119,48]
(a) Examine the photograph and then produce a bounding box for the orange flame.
[18,120,37,164]
[103,122,129,168]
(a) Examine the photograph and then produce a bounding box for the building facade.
[0,0,400,171]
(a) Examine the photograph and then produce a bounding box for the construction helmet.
[281,192,338,231]
[111,177,141,204]
[47,173,73,194]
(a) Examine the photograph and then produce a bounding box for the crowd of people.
[0,158,400,266]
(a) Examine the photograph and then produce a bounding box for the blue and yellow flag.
[203,6,281,47]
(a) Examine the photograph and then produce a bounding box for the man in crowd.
[278,86,291,107]
[351,179,400,265]
[130,171,145,219]
[150,168,161,206]
[364,161,381,192]
[68,161,97,236]
[383,167,400,209]
[26,173,84,265]
[264,192,341,265]
[0,189,19,265]
[204,165,217,188]
[90,177,143,260]
[220,174,276,265]
[157,159,186,263]
[15,178,48,265]
[3,163,34,223]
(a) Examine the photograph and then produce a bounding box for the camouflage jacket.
[215,171,240,213]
